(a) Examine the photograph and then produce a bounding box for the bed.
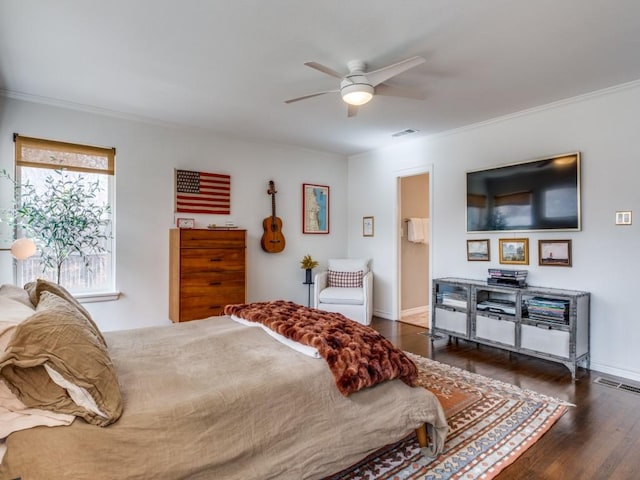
[0,283,447,480]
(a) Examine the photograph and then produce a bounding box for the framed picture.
[302,183,329,234]
[499,238,529,265]
[467,239,490,261]
[175,169,231,214]
[363,216,374,237]
[539,239,572,267]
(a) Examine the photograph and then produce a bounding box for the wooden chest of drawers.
[169,228,246,322]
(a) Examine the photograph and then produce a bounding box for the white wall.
[0,96,348,331]
[348,81,640,382]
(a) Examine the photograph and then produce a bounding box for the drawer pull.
[209,305,222,310]
[209,281,222,286]
[209,258,222,262]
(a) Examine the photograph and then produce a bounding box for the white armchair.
[313,258,373,325]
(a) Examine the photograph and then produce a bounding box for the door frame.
[395,165,433,325]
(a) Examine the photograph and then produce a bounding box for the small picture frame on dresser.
[176,218,195,229]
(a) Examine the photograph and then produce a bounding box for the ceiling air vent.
[391,128,419,138]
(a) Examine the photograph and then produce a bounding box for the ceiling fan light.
[341,84,374,106]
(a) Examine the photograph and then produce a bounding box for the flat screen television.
[466,152,581,232]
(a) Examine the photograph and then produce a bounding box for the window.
[14,135,115,295]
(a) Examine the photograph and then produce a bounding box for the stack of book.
[487,269,528,288]
[526,297,570,324]
[437,292,467,309]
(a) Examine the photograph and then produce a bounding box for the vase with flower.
[300,254,319,284]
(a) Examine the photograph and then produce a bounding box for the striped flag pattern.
[175,169,231,214]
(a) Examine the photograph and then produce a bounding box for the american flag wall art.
[175,169,231,214]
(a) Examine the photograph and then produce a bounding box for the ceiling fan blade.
[304,62,344,79]
[366,56,426,86]
[284,90,337,104]
[347,104,359,118]
[374,83,425,100]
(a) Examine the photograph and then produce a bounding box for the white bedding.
[230,313,321,358]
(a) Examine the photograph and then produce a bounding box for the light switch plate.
[615,211,632,225]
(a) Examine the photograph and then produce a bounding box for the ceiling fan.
[284,56,426,117]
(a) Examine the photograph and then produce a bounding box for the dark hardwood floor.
[372,317,640,480]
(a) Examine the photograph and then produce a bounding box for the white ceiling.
[2,0,640,156]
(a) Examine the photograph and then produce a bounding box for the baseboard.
[590,361,640,383]
[373,305,430,321]
[373,309,395,320]
[400,305,429,317]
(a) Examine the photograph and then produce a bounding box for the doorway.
[399,173,430,328]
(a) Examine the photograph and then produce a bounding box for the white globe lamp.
[10,238,37,260]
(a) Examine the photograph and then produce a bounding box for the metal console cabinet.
[432,277,590,380]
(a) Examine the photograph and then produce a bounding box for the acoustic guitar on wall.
[261,180,286,253]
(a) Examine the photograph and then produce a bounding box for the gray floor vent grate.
[594,376,640,395]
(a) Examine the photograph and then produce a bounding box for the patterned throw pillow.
[328,270,363,288]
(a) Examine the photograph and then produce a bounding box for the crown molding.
[0,88,188,130]
[428,78,640,141]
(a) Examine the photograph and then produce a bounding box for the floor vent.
[594,376,640,395]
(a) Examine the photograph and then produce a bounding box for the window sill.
[76,291,121,303]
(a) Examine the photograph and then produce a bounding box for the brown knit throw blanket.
[223,300,417,395]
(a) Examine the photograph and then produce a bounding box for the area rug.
[324,352,571,480]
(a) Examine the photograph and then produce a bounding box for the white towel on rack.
[407,218,424,243]
[407,218,429,244]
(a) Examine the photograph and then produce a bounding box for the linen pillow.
[0,291,122,426]
[0,292,36,352]
[327,270,364,288]
[0,284,35,308]
[24,279,107,347]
